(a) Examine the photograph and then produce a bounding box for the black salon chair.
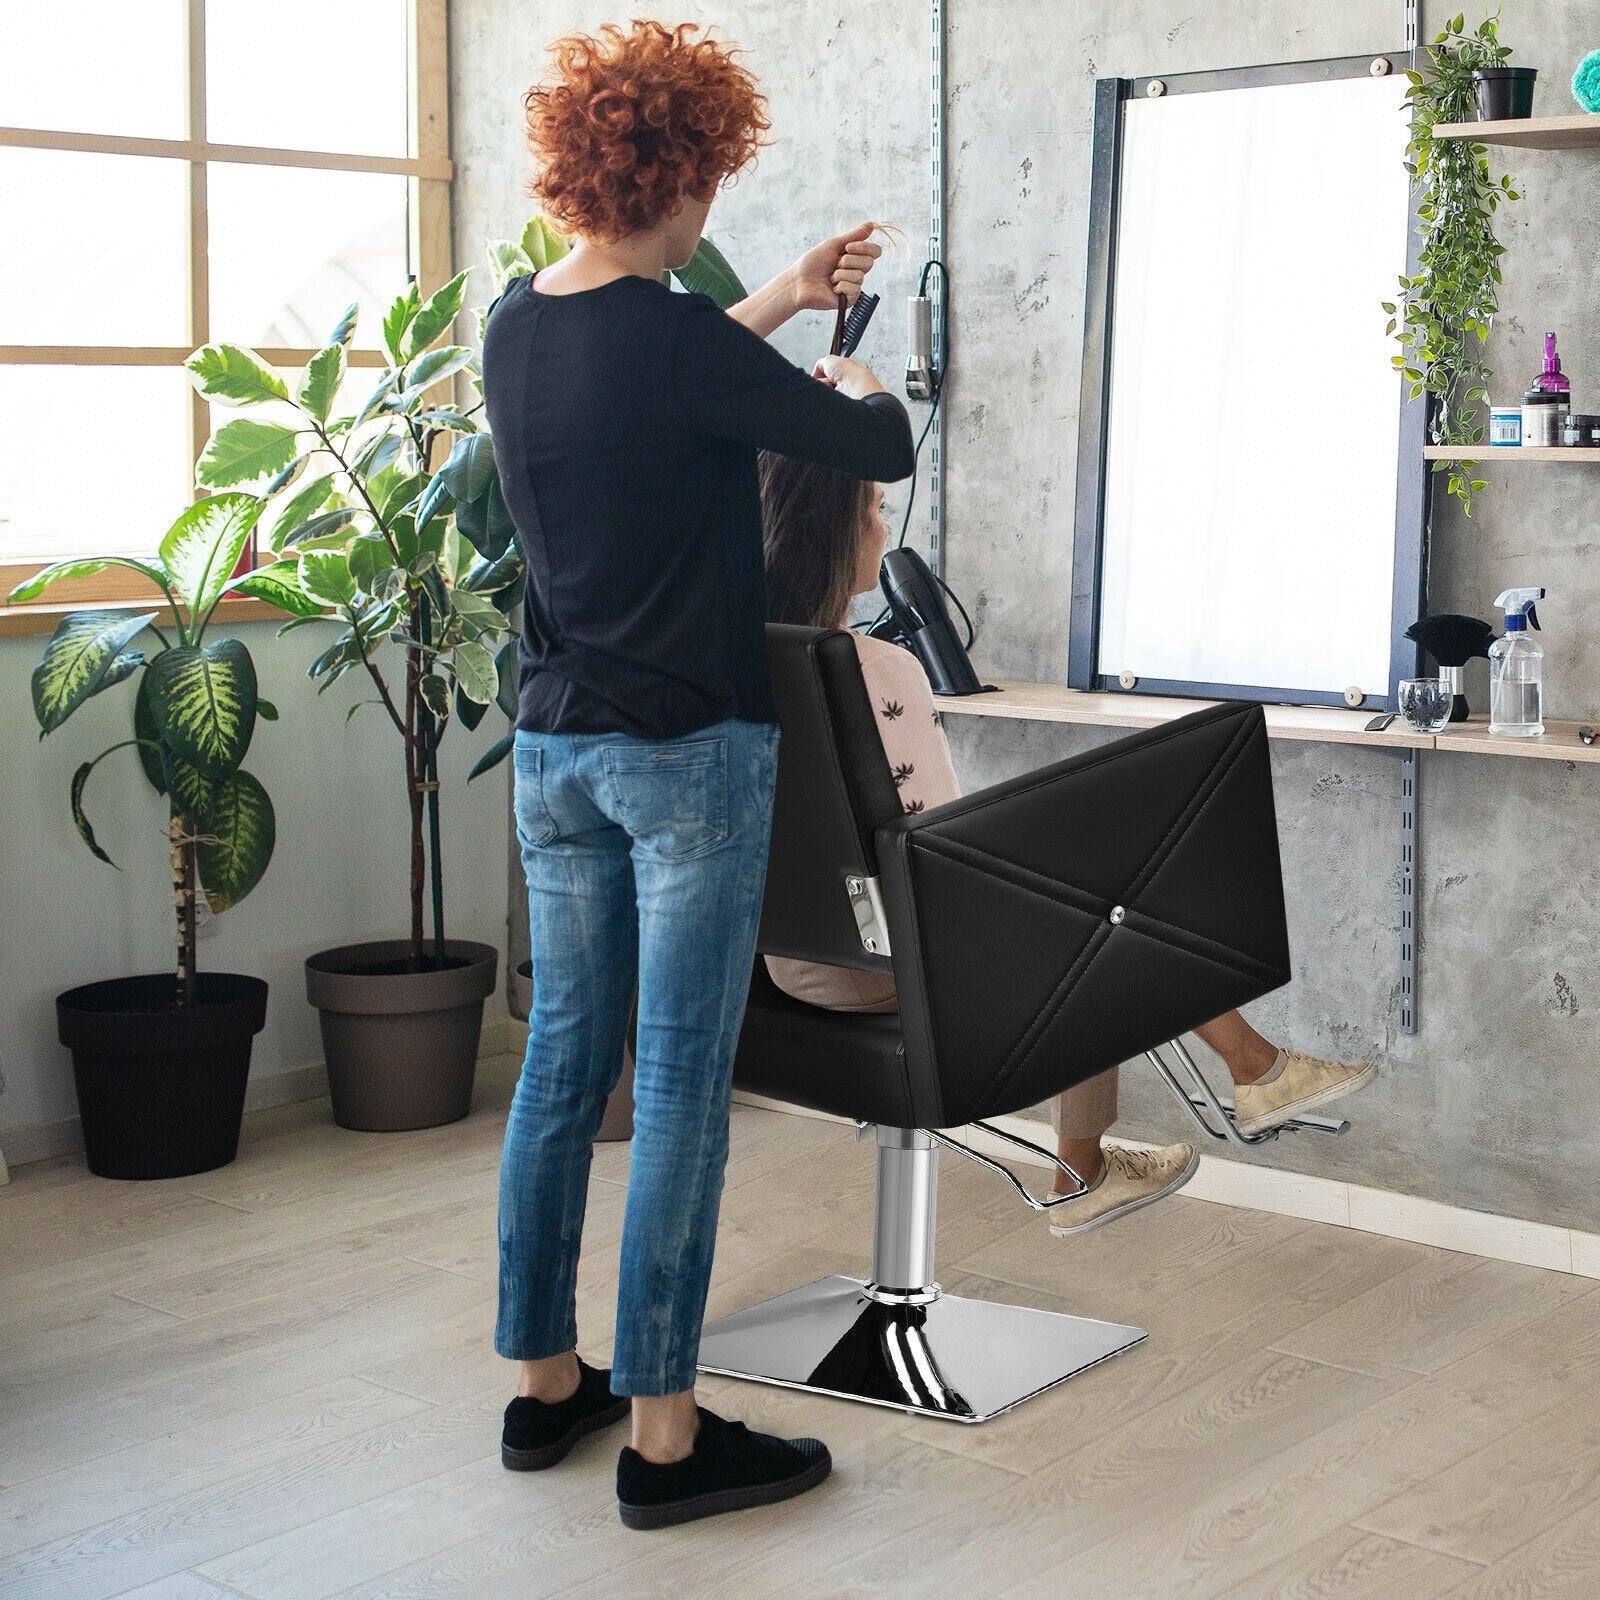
[697,624,1326,1422]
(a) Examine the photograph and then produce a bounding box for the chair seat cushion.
[735,960,915,1127]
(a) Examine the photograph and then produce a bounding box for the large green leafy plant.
[9,495,278,1006]
[1387,11,1521,515]
[485,213,747,303]
[186,281,520,974]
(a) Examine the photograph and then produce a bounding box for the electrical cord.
[861,257,977,650]
[895,383,942,551]
[937,567,975,650]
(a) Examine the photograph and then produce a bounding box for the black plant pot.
[1473,67,1537,120]
[56,972,269,1180]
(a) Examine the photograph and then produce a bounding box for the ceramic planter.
[305,940,497,1131]
[57,972,268,1180]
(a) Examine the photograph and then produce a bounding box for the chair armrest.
[874,701,1290,1128]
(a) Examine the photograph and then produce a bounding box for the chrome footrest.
[1146,1039,1351,1146]
[697,1274,1146,1423]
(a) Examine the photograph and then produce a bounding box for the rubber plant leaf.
[295,343,347,425]
[196,419,300,489]
[437,432,496,503]
[222,561,325,617]
[186,344,288,406]
[469,731,513,781]
[401,270,471,362]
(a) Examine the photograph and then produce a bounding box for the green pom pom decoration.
[1575,50,1600,113]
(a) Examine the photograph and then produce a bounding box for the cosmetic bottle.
[1533,332,1570,396]
[1489,404,1522,446]
[1522,389,1561,447]
[1488,586,1545,737]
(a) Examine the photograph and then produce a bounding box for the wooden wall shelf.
[939,680,1600,763]
[1425,446,1600,462]
[1433,113,1600,150]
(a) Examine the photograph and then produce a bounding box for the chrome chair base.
[697,1274,1146,1424]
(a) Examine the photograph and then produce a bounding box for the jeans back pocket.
[604,737,729,861]
[512,742,559,849]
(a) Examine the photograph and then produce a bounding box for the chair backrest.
[875,699,1291,1126]
[759,625,903,971]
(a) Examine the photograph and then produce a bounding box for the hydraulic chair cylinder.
[867,1125,940,1302]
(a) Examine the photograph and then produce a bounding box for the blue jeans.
[495,716,781,1395]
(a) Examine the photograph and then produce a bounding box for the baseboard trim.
[731,1093,1600,1282]
[1,1013,518,1175]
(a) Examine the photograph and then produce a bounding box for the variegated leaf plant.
[8,492,279,1006]
[185,285,522,973]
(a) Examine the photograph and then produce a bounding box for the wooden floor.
[5,1060,1600,1600]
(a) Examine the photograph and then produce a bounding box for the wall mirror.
[1069,58,1427,709]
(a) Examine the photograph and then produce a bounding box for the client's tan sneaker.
[1235,1051,1376,1136]
[1047,1143,1198,1237]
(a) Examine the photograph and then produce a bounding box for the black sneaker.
[616,1406,832,1530]
[501,1357,631,1471]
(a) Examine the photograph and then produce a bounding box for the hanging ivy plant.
[1386,11,1521,517]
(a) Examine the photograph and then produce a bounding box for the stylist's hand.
[789,223,883,314]
[812,354,887,400]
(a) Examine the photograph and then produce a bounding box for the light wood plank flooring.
[4,1057,1599,1600]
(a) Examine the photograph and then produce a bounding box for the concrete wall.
[454,2,1599,1229]
[0,626,511,1162]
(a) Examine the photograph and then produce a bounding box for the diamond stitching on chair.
[898,706,1289,1122]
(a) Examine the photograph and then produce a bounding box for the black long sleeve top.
[481,273,916,738]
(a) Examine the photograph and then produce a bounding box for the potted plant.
[8,495,278,1178]
[1386,12,1523,516]
[186,284,516,1131]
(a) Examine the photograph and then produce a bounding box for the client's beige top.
[765,632,960,1013]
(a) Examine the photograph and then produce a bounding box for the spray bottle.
[1488,587,1545,736]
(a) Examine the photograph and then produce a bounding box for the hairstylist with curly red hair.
[483,20,914,1530]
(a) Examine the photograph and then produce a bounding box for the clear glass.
[207,165,408,351]
[0,1,186,139]
[0,366,192,560]
[1398,677,1452,734]
[206,2,410,158]
[0,150,191,346]
[1096,74,1412,699]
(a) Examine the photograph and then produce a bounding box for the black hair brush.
[829,291,880,358]
[1405,612,1495,722]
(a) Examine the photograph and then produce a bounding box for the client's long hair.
[759,452,875,630]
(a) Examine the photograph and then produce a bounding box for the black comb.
[839,292,880,357]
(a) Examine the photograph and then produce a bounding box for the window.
[0,0,451,609]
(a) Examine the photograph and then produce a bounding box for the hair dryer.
[877,548,988,696]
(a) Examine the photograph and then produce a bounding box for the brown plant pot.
[509,958,635,1142]
[306,940,498,1132]
[56,972,268,1180]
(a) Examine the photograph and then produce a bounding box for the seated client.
[759,453,1377,1234]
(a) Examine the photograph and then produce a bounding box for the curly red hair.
[524,21,771,242]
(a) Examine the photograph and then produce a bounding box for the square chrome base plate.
[697,1274,1146,1423]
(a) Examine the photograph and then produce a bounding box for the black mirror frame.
[1067,56,1429,712]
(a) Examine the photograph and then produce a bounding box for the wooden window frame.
[0,0,452,636]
